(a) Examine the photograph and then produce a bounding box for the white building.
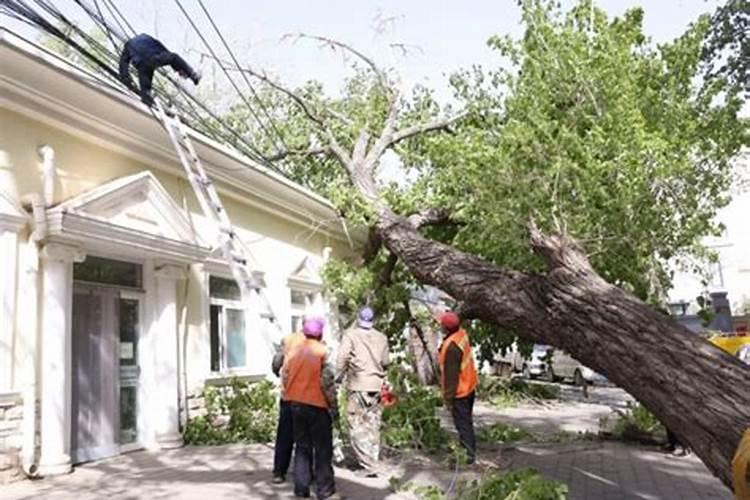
[668,162,750,333]
[0,28,354,477]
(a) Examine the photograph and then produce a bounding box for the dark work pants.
[291,403,335,498]
[135,52,196,105]
[273,400,294,478]
[451,391,476,463]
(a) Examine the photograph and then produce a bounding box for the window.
[74,256,142,288]
[289,288,318,333]
[708,260,725,289]
[209,276,246,371]
[668,302,689,317]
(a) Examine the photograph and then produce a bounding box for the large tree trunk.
[375,208,750,489]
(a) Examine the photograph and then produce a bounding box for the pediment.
[52,171,199,244]
[288,256,322,289]
[47,171,209,261]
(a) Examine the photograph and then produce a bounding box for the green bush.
[609,402,666,443]
[456,469,568,500]
[477,375,560,408]
[393,469,568,500]
[478,422,536,443]
[183,378,278,445]
[382,366,450,453]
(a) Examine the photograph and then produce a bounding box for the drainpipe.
[38,145,55,207]
[18,145,56,477]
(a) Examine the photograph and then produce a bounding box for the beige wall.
[1,106,352,392]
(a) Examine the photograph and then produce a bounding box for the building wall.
[0,106,350,396]
[669,182,750,320]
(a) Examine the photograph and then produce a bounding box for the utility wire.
[4,0,288,174]
[195,0,289,154]
[172,0,281,160]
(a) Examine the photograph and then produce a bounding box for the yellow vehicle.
[709,333,750,355]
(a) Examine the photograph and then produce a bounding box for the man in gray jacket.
[336,307,390,475]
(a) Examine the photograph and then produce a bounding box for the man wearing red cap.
[438,311,478,464]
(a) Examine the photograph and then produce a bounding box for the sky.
[2,0,725,102]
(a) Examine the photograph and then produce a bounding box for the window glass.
[291,290,307,306]
[210,276,242,301]
[226,308,246,368]
[74,256,142,288]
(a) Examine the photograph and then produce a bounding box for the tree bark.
[375,207,750,489]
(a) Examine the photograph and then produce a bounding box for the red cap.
[439,311,461,332]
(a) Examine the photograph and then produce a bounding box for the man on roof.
[118,33,201,106]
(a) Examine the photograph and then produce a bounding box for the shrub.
[608,402,666,443]
[477,422,537,443]
[455,469,568,500]
[477,375,560,408]
[382,366,450,453]
[183,378,278,445]
[392,469,568,500]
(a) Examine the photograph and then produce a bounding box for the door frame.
[71,282,146,461]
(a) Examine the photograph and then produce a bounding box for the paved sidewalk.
[504,442,731,500]
[2,441,731,499]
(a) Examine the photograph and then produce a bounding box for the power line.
[172,0,282,159]
[4,0,289,175]
[195,0,289,154]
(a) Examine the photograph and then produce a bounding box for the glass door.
[118,291,141,449]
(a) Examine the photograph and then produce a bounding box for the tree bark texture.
[375,208,750,489]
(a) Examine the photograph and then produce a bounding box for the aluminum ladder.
[154,100,283,344]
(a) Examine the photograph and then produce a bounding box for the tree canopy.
[228,1,747,353]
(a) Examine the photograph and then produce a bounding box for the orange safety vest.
[282,332,306,356]
[283,337,329,409]
[438,329,478,398]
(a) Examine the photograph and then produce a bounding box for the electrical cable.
[195,0,289,154]
[171,0,281,159]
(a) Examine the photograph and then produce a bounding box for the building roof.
[0,27,354,243]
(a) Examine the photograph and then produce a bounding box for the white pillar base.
[38,454,72,476]
[155,432,184,450]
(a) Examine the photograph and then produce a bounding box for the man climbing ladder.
[119,33,201,106]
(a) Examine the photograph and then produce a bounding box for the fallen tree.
[223,1,749,488]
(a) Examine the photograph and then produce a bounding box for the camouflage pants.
[346,390,382,469]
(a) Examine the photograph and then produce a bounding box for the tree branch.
[284,32,393,94]
[377,252,398,289]
[407,208,456,228]
[265,145,331,162]
[389,110,468,147]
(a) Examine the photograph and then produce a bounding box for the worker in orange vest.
[437,311,478,464]
[271,328,307,484]
[282,317,341,499]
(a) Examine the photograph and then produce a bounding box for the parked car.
[494,343,606,385]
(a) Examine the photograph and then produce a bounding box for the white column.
[153,263,185,449]
[38,243,84,476]
[0,230,20,391]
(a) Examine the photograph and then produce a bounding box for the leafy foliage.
[183,379,277,445]
[403,0,747,305]
[701,0,749,91]
[606,402,666,443]
[393,469,568,500]
[299,0,746,362]
[381,366,450,452]
[477,374,561,408]
[478,422,536,443]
